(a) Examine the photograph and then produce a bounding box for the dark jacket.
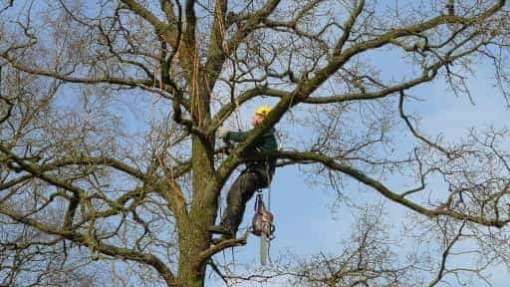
[225,128,278,181]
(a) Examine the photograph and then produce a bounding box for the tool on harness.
[251,192,275,237]
[251,191,275,265]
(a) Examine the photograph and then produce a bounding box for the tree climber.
[210,105,278,239]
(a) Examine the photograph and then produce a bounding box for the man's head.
[252,105,272,126]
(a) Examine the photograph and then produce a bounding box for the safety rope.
[265,158,272,212]
[266,161,273,265]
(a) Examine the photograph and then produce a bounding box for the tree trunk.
[175,131,217,287]
[177,239,206,287]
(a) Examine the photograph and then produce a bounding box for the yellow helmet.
[255,105,272,117]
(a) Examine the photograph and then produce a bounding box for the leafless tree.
[0,0,509,286]
[208,205,498,287]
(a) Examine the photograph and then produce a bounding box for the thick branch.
[120,0,175,40]
[209,86,289,133]
[198,234,248,266]
[258,150,510,228]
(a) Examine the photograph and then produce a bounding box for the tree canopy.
[1,0,510,286]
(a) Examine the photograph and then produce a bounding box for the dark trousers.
[221,169,268,234]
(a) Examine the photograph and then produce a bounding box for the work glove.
[217,127,230,139]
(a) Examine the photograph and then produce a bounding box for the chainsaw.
[251,192,275,265]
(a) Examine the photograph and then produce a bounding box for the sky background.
[206,28,510,287]
[2,0,510,286]
[51,1,510,285]
[206,71,510,287]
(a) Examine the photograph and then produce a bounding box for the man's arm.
[225,130,251,142]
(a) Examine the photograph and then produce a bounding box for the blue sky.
[205,18,510,287]
[206,64,510,286]
[2,1,510,286]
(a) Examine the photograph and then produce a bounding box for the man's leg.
[211,170,265,236]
